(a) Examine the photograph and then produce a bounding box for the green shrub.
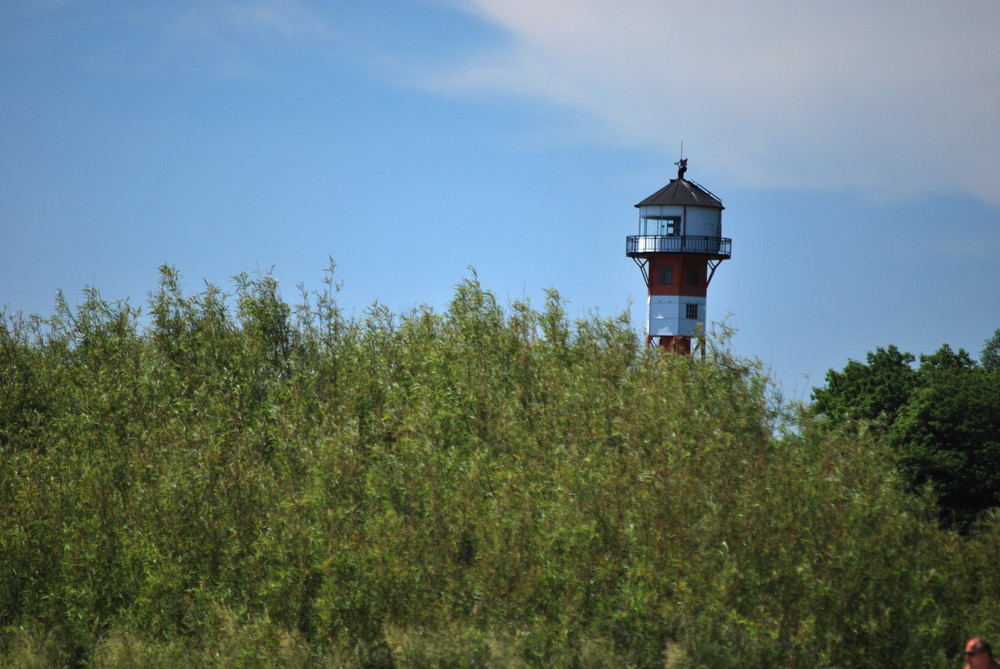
[0,265,986,666]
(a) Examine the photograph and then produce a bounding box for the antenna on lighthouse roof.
[675,141,687,179]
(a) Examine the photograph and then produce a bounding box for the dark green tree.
[811,345,917,429]
[982,328,1000,372]
[890,345,1000,529]
[813,340,1000,530]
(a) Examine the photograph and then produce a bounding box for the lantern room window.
[641,216,680,236]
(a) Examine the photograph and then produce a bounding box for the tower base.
[647,335,704,357]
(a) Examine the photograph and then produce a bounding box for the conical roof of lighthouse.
[635,166,724,210]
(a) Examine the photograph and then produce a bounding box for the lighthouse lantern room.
[625,159,732,354]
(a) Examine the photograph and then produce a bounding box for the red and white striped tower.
[625,160,731,355]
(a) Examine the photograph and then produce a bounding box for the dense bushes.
[0,264,992,666]
[812,339,1000,530]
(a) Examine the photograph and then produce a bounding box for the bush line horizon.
[1,262,997,667]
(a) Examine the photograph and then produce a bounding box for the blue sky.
[3,0,999,399]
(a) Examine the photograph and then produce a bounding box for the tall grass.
[0,264,992,667]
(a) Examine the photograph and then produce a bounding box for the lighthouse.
[626,159,731,354]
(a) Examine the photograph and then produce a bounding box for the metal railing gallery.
[625,235,732,258]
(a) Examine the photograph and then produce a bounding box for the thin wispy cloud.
[433,0,1000,205]
[216,1,331,39]
[149,0,336,77]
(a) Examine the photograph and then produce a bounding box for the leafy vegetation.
[812,335,1000,530]
[0,264,995,667]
